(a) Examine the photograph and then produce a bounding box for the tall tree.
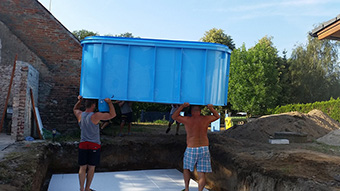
[228,36,281,115]
[276,50,291,106]
[289,35,340,103]
[200,28,235,50]
[72,29,98,41]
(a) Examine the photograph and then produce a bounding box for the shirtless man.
[172,102,220,191]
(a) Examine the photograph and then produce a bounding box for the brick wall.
[0,61,39,141]
[0,64,12,118]
[0,0,82,133]
[0,21,43,118]
[11,62,39,141]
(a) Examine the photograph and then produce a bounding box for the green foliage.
[201,106,226,123]
[276,50,291,106]
[115,32,136,38]
[228,36,281,115]
[153,119,169,124]
[270,97,340,122]
[103,32,139,38]
[200,28,235,50]
[72,29,98,41]
[132,102,171,113]
[73,30,138,41]
[289,35,340,103]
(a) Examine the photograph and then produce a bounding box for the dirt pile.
[224,109,340,143]
[317,129,340,146]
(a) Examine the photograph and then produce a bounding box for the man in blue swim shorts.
[172,103,220,191]
[74,96,116,191]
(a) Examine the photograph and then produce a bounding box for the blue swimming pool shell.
[80,36,231,111]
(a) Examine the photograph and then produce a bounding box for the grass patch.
[0,167,13,184]
[153,119,169,125]
[3,152,22,161]
[279,165,294,174]
[0,143,42,190]
[305,141,340,155]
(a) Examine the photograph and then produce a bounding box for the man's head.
[191,105,201,116]
[85,99,97,109]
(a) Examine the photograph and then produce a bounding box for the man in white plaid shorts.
[172,102,220,191]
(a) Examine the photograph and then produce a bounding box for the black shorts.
[78,148,101,166]
[121,112,133,123]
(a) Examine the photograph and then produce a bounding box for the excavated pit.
[36,133,338,191]
[3,109,340,191]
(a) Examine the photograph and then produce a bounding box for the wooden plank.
[30,88,42,139]
[35,107,44,139]
[0,55,17,134]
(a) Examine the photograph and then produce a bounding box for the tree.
[289,35,340,103]
[115,32,135,38]
[200,28,236,50]
[276,50,291,106]
[102,32,139,38]
[72,29,98,41]
[228,36,281,115]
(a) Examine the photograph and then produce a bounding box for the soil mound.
[317,129,340,146]
[224,109,340,143]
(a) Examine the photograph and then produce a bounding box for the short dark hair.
[84,99,97,109]
[191,105,201,112]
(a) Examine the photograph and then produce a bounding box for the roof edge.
[310,14,340,37]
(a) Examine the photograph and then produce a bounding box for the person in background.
[172,103,220,191]
[166,104,180,135]
[116,101,133,136]
[73,96,116,191]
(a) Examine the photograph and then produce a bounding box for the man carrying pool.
[172,102,220,191]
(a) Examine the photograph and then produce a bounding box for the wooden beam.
[0,55,17,134]
[30,88,42,139]
[317,20,340,40]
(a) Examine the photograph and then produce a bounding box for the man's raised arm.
[92,98,117,124]
[172,102,189,123]
[106,98,116,119]
[207,104,220,122]
[73,95,83,122]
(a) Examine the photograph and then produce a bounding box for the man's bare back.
[172,103,220,147]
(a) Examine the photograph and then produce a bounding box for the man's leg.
[127,122,131,135]
[166,115,174,133]
[197,172,206,191]
[119,121,125,136]
[85,165,96,191]
[79,165,87,191]
[175,123,180,135]
[166,122,172,133]
[183,169,191,191]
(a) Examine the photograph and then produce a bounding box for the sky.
[38,0,340,56]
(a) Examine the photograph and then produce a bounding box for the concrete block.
[269,139,290,144]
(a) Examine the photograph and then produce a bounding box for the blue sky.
[38,0,340,56]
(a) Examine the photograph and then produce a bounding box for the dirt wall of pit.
[34,134,334,191]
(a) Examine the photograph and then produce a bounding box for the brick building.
[0,0,82,140]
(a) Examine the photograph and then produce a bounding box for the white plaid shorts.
[183,146,212,172]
